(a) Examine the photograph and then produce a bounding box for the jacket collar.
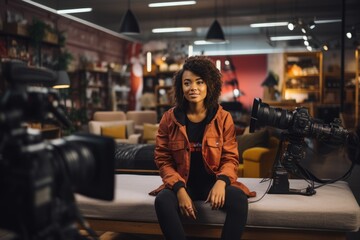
[174,104,219,126]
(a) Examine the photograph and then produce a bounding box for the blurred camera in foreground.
[0,60,115,239]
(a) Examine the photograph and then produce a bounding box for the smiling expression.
[182,70,207,105]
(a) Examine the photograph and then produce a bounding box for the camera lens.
[49,139,96,192]
[250,98,293,131]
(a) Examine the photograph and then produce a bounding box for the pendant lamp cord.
[214,0,218,19]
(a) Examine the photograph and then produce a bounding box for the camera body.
[0,60,115,239]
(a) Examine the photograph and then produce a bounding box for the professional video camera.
[250,98,359,196]
[0,60,116,239]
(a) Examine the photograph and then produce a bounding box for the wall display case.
[0,20,60,67]
[282,52,323,103]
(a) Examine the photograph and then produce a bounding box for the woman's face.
[182,70,207,105]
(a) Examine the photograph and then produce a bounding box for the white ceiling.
[27,0,360,55]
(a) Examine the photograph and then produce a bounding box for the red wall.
[210,55,267,110]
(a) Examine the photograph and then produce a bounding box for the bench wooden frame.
[85,218,346,240]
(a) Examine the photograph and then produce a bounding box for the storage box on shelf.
[282,52,323,103]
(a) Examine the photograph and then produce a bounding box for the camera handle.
[268,132,316,196]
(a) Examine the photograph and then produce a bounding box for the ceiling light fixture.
[206,0,226,42]
[148,1,196,7]
[57,8,92,14]
[152,27,192,33]
[346,27,355,39]
[194,40,229,45]
[53,70,70,89]
[287,22,295,31]
[346,31,353,39]
[250,22,289,28]
[119,0,140,34]
[270,35,308,41]
[251,19,341,28]
[315,19,341,24]
[308,20,316,29]
[206,20,226,42]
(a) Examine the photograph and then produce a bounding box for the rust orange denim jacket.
[149,105,256,198]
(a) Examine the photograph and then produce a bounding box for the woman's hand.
[177,188,197,219]
[205,180,226,210]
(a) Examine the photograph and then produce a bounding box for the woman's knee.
[155,188,178,210]
[225,187,248,210]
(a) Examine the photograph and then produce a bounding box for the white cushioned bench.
[76,174,360,240]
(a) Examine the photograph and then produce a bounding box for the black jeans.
[154,185,248,240]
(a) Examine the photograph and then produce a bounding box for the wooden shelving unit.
[282,52,323,103]
[155,85,173,122]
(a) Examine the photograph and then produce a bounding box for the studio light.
[261,72,278,87]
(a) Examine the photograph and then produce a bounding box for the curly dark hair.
[173,55,222,110]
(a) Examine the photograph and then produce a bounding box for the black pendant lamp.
[206,19,225,42]
[206,0,225,42]
[119,1,140,34]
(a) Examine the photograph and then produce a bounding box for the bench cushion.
[75,174,360,232]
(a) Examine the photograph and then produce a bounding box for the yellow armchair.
[240,136,279,178]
